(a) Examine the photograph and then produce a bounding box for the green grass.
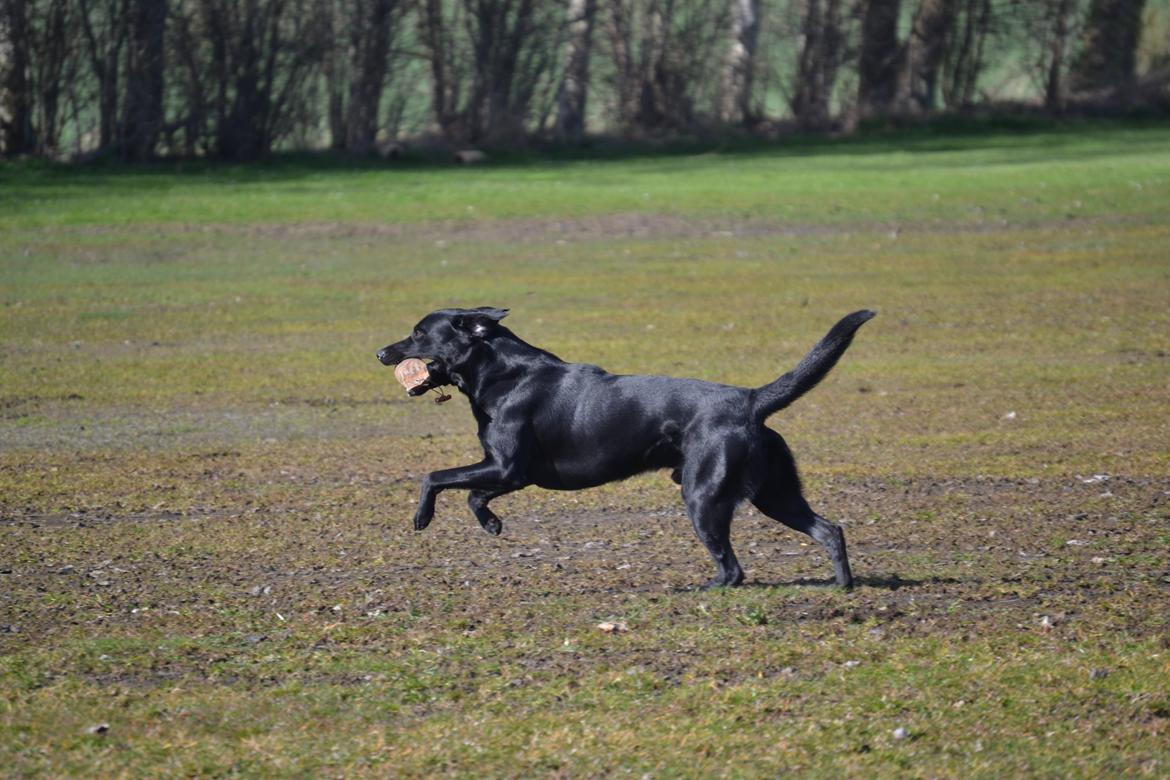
[3,121,1169,229]
[2,123,1170,777]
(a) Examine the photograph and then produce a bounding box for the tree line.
[0,0,1161,161]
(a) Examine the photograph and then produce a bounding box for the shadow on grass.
[745,573,963,590]
[3,115,1170,191]
[662,573,963,593]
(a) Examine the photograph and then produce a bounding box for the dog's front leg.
[413,460,527,531]
[468,488,515,535]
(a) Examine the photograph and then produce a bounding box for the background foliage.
[1,0,1168,159]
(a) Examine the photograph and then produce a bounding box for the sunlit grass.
[2,122,1169,777]
[3,122,1169,229]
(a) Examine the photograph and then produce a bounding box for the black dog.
[378,307,874,589]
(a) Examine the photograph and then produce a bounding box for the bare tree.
[719,0,762,124]
[78,0,129,151]
[894,0,959,113]
[120,0,167,160]
[604,0,643,126]
[195,0,324,160]
[1043,0,1075,110]
[320,0,344,146]
[2,0,80,157]
[418,0,463,138]
[467,0,553,142]
[33,0,74,156]
[418,0,560,143]
[1,0,36,155]
[1027,0,1081,111]
[554,0,598,139]
[169,0,208,154]
[1007,0,1087,113]
[349,0,401,151]
[792,0,847,130]
[1070,0,1147,100]
[940,0,992,110]
[857,0,900,118]
[605,0,727,132]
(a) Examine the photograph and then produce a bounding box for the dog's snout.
[377,348,392,365]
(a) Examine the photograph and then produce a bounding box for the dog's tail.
[750,310,876,423]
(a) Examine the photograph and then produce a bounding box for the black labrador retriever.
[377,307,874,589]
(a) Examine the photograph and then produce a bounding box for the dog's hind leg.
[686,495,742,588]
[681,448,745,588]
[755,491,854,590]
[751,432,854,589]
[468,489,513,536]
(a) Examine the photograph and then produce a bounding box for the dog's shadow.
[570,573,963,596]
[738,574,963,591]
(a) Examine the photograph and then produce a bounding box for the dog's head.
[377,307,509,394]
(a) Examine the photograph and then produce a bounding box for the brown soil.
[3,474,1168,686]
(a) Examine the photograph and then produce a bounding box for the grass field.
[2,122,1169,777]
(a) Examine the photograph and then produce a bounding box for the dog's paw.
[479,515,503,536]
[413,510,433,531]
[700,571,745,590]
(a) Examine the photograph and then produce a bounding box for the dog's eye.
[413,330,424,339]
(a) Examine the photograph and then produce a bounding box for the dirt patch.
[48,212,1147,246]
[0,398,443,453]
[3,475,1167,664]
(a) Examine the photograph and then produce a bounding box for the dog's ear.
[472,307,509,321]
[454,308,508,337]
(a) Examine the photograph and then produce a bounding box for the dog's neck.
[448,335,560,411]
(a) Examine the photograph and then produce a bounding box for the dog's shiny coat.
[378,307,874,588]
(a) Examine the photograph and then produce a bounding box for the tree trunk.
[79,0,130,150]
[605,0,639,129]
[99,53,118,147]
[554,0,597,139]
[121,0,167,161]
[895,0,958,114]
[1070,0,1147,100]
[1,0,35,155]
[168,5,204,156]
[792,0,845,131]
[636,1,663,127]
[635,0,672,129]
[419,0,459,138]
[217,0,280,161]
[321,0,346,149]
[462,0,537,144]
[34,0,72,157]
[719,0,761,125]
[941,0,991,110]
[497,0,535,141]
[857,0,901,118]
[209,4,230,153]
[1044,0,1075,111]
[345,0,397,152]
[217,2,257,160]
